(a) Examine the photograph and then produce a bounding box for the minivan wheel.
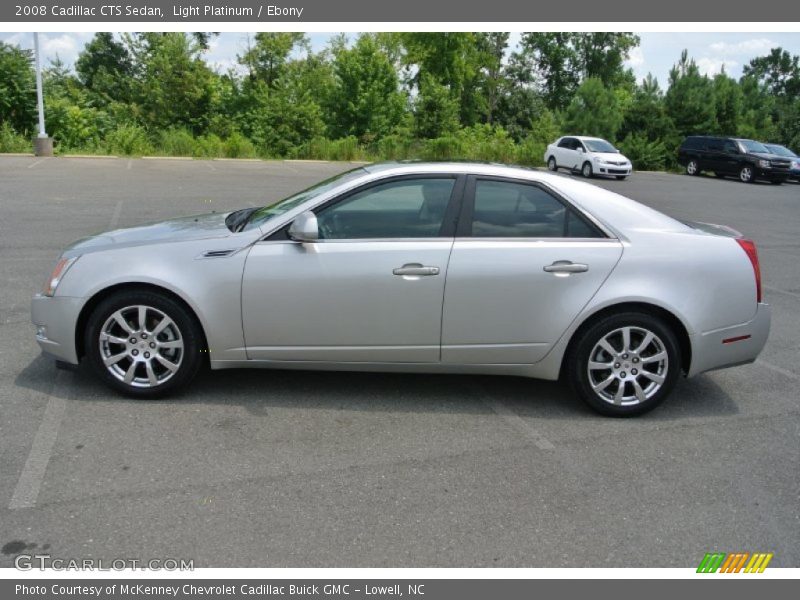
[686,160,699,176]
[85,290,204,398]
[566,312,681,417]
[739,166,754,183]
[581,162,593,178]
[547,156,558,171]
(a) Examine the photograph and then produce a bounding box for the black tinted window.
[316,178,455,239]
[558,138,574,149]
[470,180,601,238]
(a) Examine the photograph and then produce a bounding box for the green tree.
[239,33,307,87]
[0,42,36,133]
[563,77,622,140]
[327,34,406,141]
[75,33,134,105]
[413,73,460,139]
[712,70,742,135]
[664,50,716,137]
[474,32,509,125]
[127,33,216,133]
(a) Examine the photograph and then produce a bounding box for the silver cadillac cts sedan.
[31,163,770,416]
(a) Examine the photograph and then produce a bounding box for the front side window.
[469,179,602,239]
[315,178,455,239]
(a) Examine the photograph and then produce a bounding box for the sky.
[2,31,800,86]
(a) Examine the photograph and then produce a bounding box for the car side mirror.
[577,147,584,153]
[288,211,319,243]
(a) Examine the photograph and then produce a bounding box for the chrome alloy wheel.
[586,326,668,406]
[686,160,698,175]
[98,305,184,388]
[740,166,753,183]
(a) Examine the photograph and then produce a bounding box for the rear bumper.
[30,294,83,364]
[688,302,771,377]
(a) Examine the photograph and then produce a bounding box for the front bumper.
[755,167,789,182]
[688,302,771,377]
[597,164,632,176]
[31,294,83,364]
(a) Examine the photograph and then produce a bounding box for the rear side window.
[558,137,574,149]
[468,179,603,238]
[682,137,704,151]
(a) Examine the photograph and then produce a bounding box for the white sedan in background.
[545,136,633,179]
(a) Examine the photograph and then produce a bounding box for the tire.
[566,311,681,417]
[615,175,626,180]
[581,161,593,178]
[547,156,558,171]
[686,159,699,176]
[85,289,204,398]
[739,165,755,183]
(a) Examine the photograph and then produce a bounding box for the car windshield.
[242,167,368,231]
[583,139,618,153]
[765,144,796,157]
[738,140,770,154]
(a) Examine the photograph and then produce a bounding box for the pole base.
[33,137,54,157]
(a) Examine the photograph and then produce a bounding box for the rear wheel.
[566,312,681,417]
[547,156,558,171]
[686,159,699,176]
[85,290,204,398]
[739,166,755,183]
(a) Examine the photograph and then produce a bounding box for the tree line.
[1,32,799,169]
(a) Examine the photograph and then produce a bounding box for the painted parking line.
[764,285,800,301]
[26,158,49,169]
[757,359,799,381]
[108,200,123,229]
[485,398,555,451]
[8,371,71,509]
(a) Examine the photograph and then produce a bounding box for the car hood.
[63,211,235,256]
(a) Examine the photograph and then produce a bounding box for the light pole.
[33,32,53,156]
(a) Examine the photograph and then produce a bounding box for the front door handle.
[393,263,440,277]
[543,260,589,274]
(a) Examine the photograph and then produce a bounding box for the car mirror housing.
[288,211,319,243]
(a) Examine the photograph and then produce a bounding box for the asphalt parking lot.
[0,156,798,568]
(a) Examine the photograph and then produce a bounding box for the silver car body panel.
[32,163,770,382]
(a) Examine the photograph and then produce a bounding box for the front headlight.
[43,256,79,296]
[758,159,770,168]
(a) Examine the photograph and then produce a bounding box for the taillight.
[736,239,762,303]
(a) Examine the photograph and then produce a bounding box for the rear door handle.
[393,263,440,277]
[543,260,589,274]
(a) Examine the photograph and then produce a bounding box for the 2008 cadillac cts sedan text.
[31,163,770,416]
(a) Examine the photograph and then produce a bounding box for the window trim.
[263,173,466,242]
[455,175,612,241]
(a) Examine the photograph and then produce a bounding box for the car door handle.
[543,261,589,274]
[393,264,440,277]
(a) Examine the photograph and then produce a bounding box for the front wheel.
[581,162,593,178]
[85,290,204,398]
[739,166,755,183]
[547,156,558,171]
[566,312,681,417]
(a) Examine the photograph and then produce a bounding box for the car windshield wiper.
[225,207,260,232]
